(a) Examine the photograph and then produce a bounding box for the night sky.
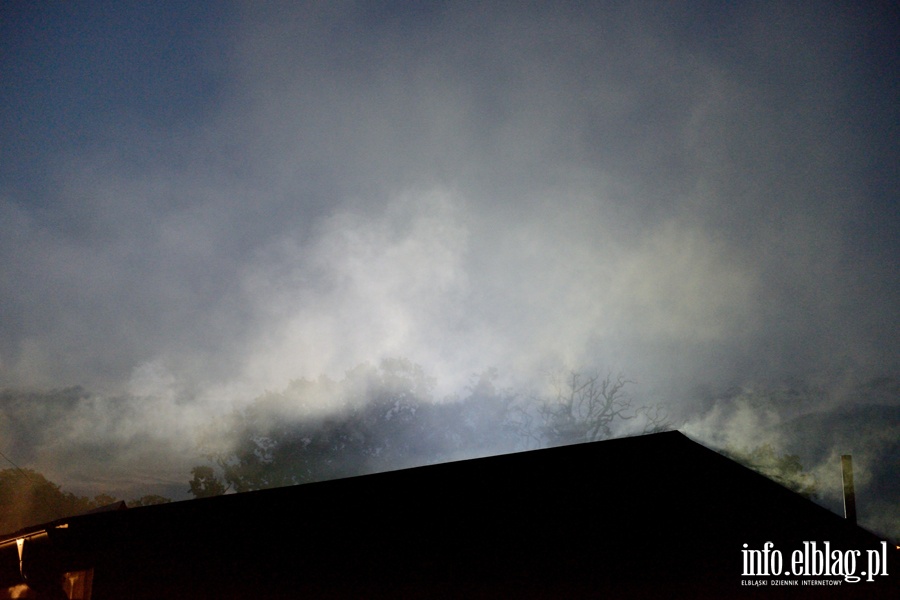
[1,2,898,534]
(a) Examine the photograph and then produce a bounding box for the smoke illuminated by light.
[0,2,897,536]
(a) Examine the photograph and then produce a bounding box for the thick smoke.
[0,3,897,534]
[683,378,900,539]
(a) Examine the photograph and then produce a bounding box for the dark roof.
[2,431,897,598]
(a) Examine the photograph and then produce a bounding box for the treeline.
[0,468,170,534]
[189,358,669,496]
[1,358,664,533]
[2,358,832,532]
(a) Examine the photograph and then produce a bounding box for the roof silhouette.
[1,431,897,598]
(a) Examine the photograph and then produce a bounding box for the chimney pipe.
[840,455,856,525]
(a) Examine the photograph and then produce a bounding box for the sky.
[1,2,898,531]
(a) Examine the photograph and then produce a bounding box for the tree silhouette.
[0,469,120,533]
[524,371,671,448]
[190,359,522,495]
[127,494,173,507]
[189,361,668,496]
[188,466,229,498]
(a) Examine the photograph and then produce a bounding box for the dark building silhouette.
[1,431,897,598]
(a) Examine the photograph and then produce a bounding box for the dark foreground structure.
[1,431,897,598]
